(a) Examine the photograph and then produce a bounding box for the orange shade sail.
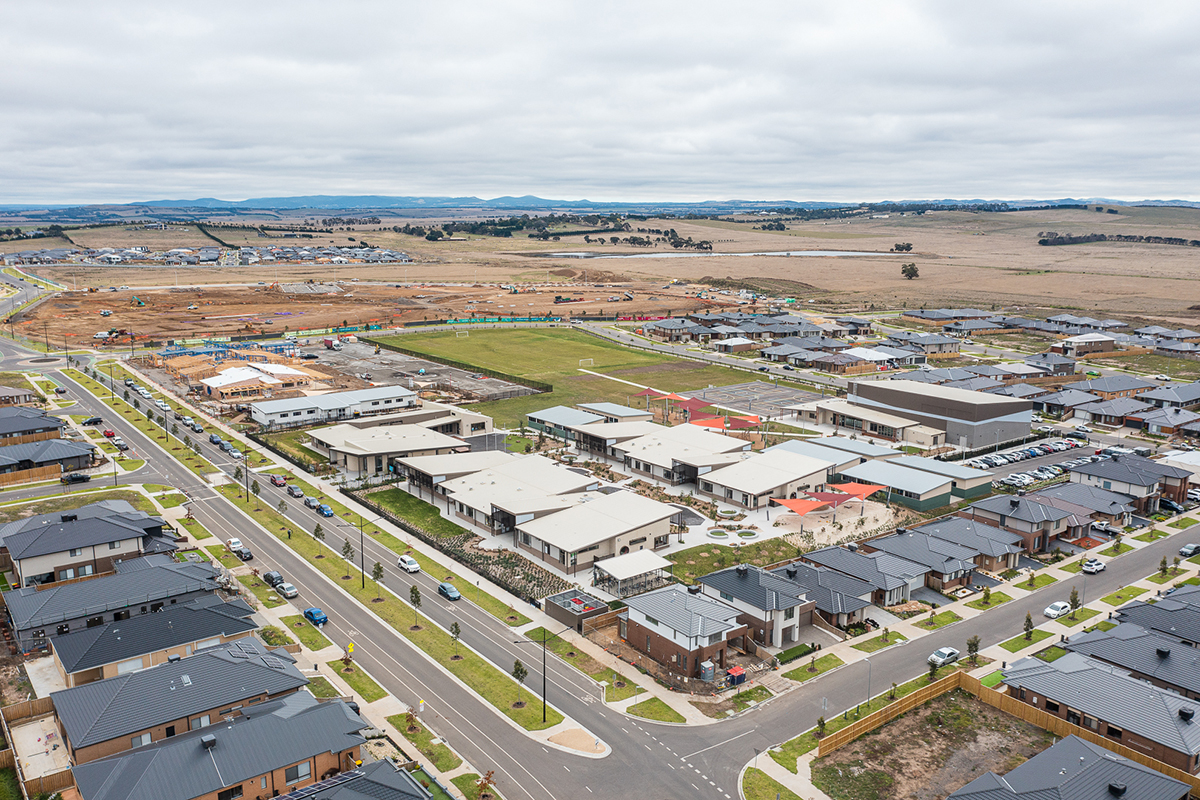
[771,498,830,516]
[827,482,886,499]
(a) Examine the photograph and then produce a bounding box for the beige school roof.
[703,449,834,495]
[516,491,676,553]
[617,423,750,468]
[396,451,518,483]
[308,423,465,456]
[441,454,597,515]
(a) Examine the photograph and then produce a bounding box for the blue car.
[304,607,328,626]
[209,433,223,445]
[317,504,334,517]
[438,582,461,600]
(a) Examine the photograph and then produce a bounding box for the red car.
[103,429,116,438]
[269,475,287,487]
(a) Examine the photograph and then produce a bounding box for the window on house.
[59,568,75,581]
[80,564,93,576]
[719,591,733,602]
[1106,725,1122,739]
[68,548,83,557]
[1045,700,1059,713]
[217,787,244,800]
[109,541,121,550]
[708,632,722,645]
[131,733,151,748]
[165,726,175,737]
[784,607,795,620]
[645,616,658,626]
[190,715,210,731]
[285,762,311,784]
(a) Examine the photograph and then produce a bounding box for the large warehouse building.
[849,381,1032,450]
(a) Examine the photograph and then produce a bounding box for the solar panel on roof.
[261,656,284,669]
[280,768,364,798]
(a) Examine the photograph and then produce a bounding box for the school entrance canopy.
[592,550,674,598]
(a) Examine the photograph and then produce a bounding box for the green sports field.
[375,328,750,427]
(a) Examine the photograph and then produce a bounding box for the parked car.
[269,475,287,487]
[1044,601,1072,619]
[397,555,420,573]
[1036,425,1056,433]
[190,422,204,434]
[103,429,116,438]
[1180,543,1200,558]
[287,484,304,498]
[304,496,320,509]
[54,387,67,395]
[1074,425,1092,433]
[113,439,129,451]
[1081,559,1106,574]
[233,547,253,561]
[1090,520,1118,533]
[60,472,90,484]
[438,582,461,600]
[229,449,243,460]
[317,504,334,517]
[123,378,135,386]
[1162,498,1186,514]
[262,571,284,588]
[1155,374,1171,381]
[928,647,960,667]
[82,416,102,426]
[209,433,223,445]
[304,607,328,625]
[277,582,299,599]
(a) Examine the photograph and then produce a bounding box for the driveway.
[911,586,955,606]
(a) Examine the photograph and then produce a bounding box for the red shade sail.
[771,498,830,516]
[674,397,714,412]
[804,491,857,508]
[634,388,665,398]
[689,418,728,429]
[663,393,689,401]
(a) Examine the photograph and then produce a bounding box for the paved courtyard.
[680,380,822,418]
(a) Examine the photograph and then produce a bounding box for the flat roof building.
[250,385,418,428]
[841,460,954,511]
[697,449,834,509]
[889,455,993,498]
[848,381,1032,450]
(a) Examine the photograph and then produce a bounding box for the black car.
[1064,431,1089,441]
[262,571,284,588]
[287,484,304,498]
[60,473,90,484]
[54,387,67,395]
[1161,498,1186,514]
[82,416,102,426]
[304,496,320,509]
[300,353,320,360]
[233,546,254,561]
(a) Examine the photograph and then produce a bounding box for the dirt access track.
[16,277,716,347]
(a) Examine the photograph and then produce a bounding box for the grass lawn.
[743,768,801,800]
[1136,529,1172,542]
[238,575,287,608]
[0,488,153,522]
[387,715,463,772]
[1036,646,1069,662]
[669,539,801,584]
[1100,542,1134,557]
[1085,620,1118,633]
[627,696,685,723]
[1000,629,1052,653]
[851,631,908,653]
[0,370,43,395]
[259,625,294,647]
[326,661,387,702]
[980,671,1005,688]
[1101,586,1148,606]
[1058,607,1101,627]
[177,516,212,540]
[260,428,334,472]
[205,545,242,569]
[1059,560,1084,574]
[281,614,333,651]
[524,627,642,702]
[412,769,454,800]
[370,487,470,539]
[377,328,754,427]
[783,653,845,683]
[157,492,187,508]
[219,485,558,730]
[1170,517,1199,529]
[307,676,340,698]
[966,591,1012,610]
[1148,569,1188,585]
[452,774,505,800]
[1016,573,1058,590]
[915,610,962,630]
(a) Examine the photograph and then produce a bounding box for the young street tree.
[313,523,324,542]
[1069,586,1081,619]
[372,561,384,599]
[966,635,981,666]
[233,466,243,483]
[277,500,287,516]
[1024,611,1035,640]
[450,621,461,659]
[341,538,354,578]
[251,480,261,506]
[410,584,421,627]
[512,659,528,706]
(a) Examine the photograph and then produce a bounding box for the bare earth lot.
[811,691,1053,800]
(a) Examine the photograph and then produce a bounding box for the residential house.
[1024,353,1077,377]
[712,336,759,354]
[1064,623,1200,700]
[1115,585,1200,647]
[1033,389,1102,417]
[801,545,928,606]
[51,594,257,687]
[697,564,816,648]
[810,352,871,375]
[53,637,307,764]
[913,517,1022,573]
[946,734,1189,800]
[1065,376,1156,400]
[265,760,433,800]
[0,438,95,479]
[768,561,874,628]
[961,495,1075,553]
[1051,333,1117,358]
[1029,482,1136,526]
[70,691,366,800]
[0,384,38,406]
[3,555,221,653]
[858,529,977,591]
[902,308,992,324]
[644,317,710,342]
[0,499,177,587]
[986,383,1050,400]
[1002,652,1200,775]
[620,585,748,678]
[1067,453,1191,512]
[0,406,63,445]
[883,330,963,358]
[1073,397,1154,427]
[1140,382,1200,411]
[944,376,1004,392]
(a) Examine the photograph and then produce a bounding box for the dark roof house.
[1064,623,1200,699]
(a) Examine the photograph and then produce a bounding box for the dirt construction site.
[16,274,718,347]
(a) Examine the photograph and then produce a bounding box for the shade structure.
[688,417,729,429]
[804,491,858,508]
[726,417,759,430]
[673,397,714,412]
[828,482,886,499]
[635,388,665,398]
[771,498,830,516]
[663,392,689,401]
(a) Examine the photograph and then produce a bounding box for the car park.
[304,607,328,625]
[1044,601,1072,619]
[60,472,90,484]
[317,504,334,517]
[277,582,299,599]
[397,555,420,573]
[287,484,304,498]
[928,647,960,667]
[269,475,287,487]
[304,496,320,509]
[1180,543,1200,557]
[438,582,461,600]
[1081,559,1106,574]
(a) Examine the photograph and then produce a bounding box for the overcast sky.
[3,2,1198,205]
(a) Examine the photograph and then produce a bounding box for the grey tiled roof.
[1002,652,1200,756]
[623,585,741,639]
[70,691,366,800]
[0,407,63,437]
[1,500,168,561]
[1141,382,1200,407]
[967,495,1074,525]
[947,735,1188,800]
[278,760,430,800]
[3,555,220,630]
[864,530,977,575]
[52,595,256,673]
[1029,483,1135,516]
[53,638,305,749]
[914,517,1023,559]
[1034,389,1101,408]
[1064,623,1200,698]
[1068,453,1191,486]
[803,546,926,591]
[768,562,873,616]
[1065,376,1155,394]
[1116,586,1200,645]
[1075,397,1153,417]
[698,565,808,612]
[0,438,94,468]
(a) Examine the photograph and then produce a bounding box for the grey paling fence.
[360,337,553,394]
[347,489,570,603]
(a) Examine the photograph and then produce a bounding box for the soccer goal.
[579,358,594,368]
[455,330,469,338]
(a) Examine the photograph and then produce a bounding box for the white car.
[1036,425,1056,433]
[226,537,243,551]
[1155,374,1171,381]
[1081,559,1106,574]
[928,646,960,667]
[1044,601,1072,619]
[1074,425,1092,433]
[397,555,421,573]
